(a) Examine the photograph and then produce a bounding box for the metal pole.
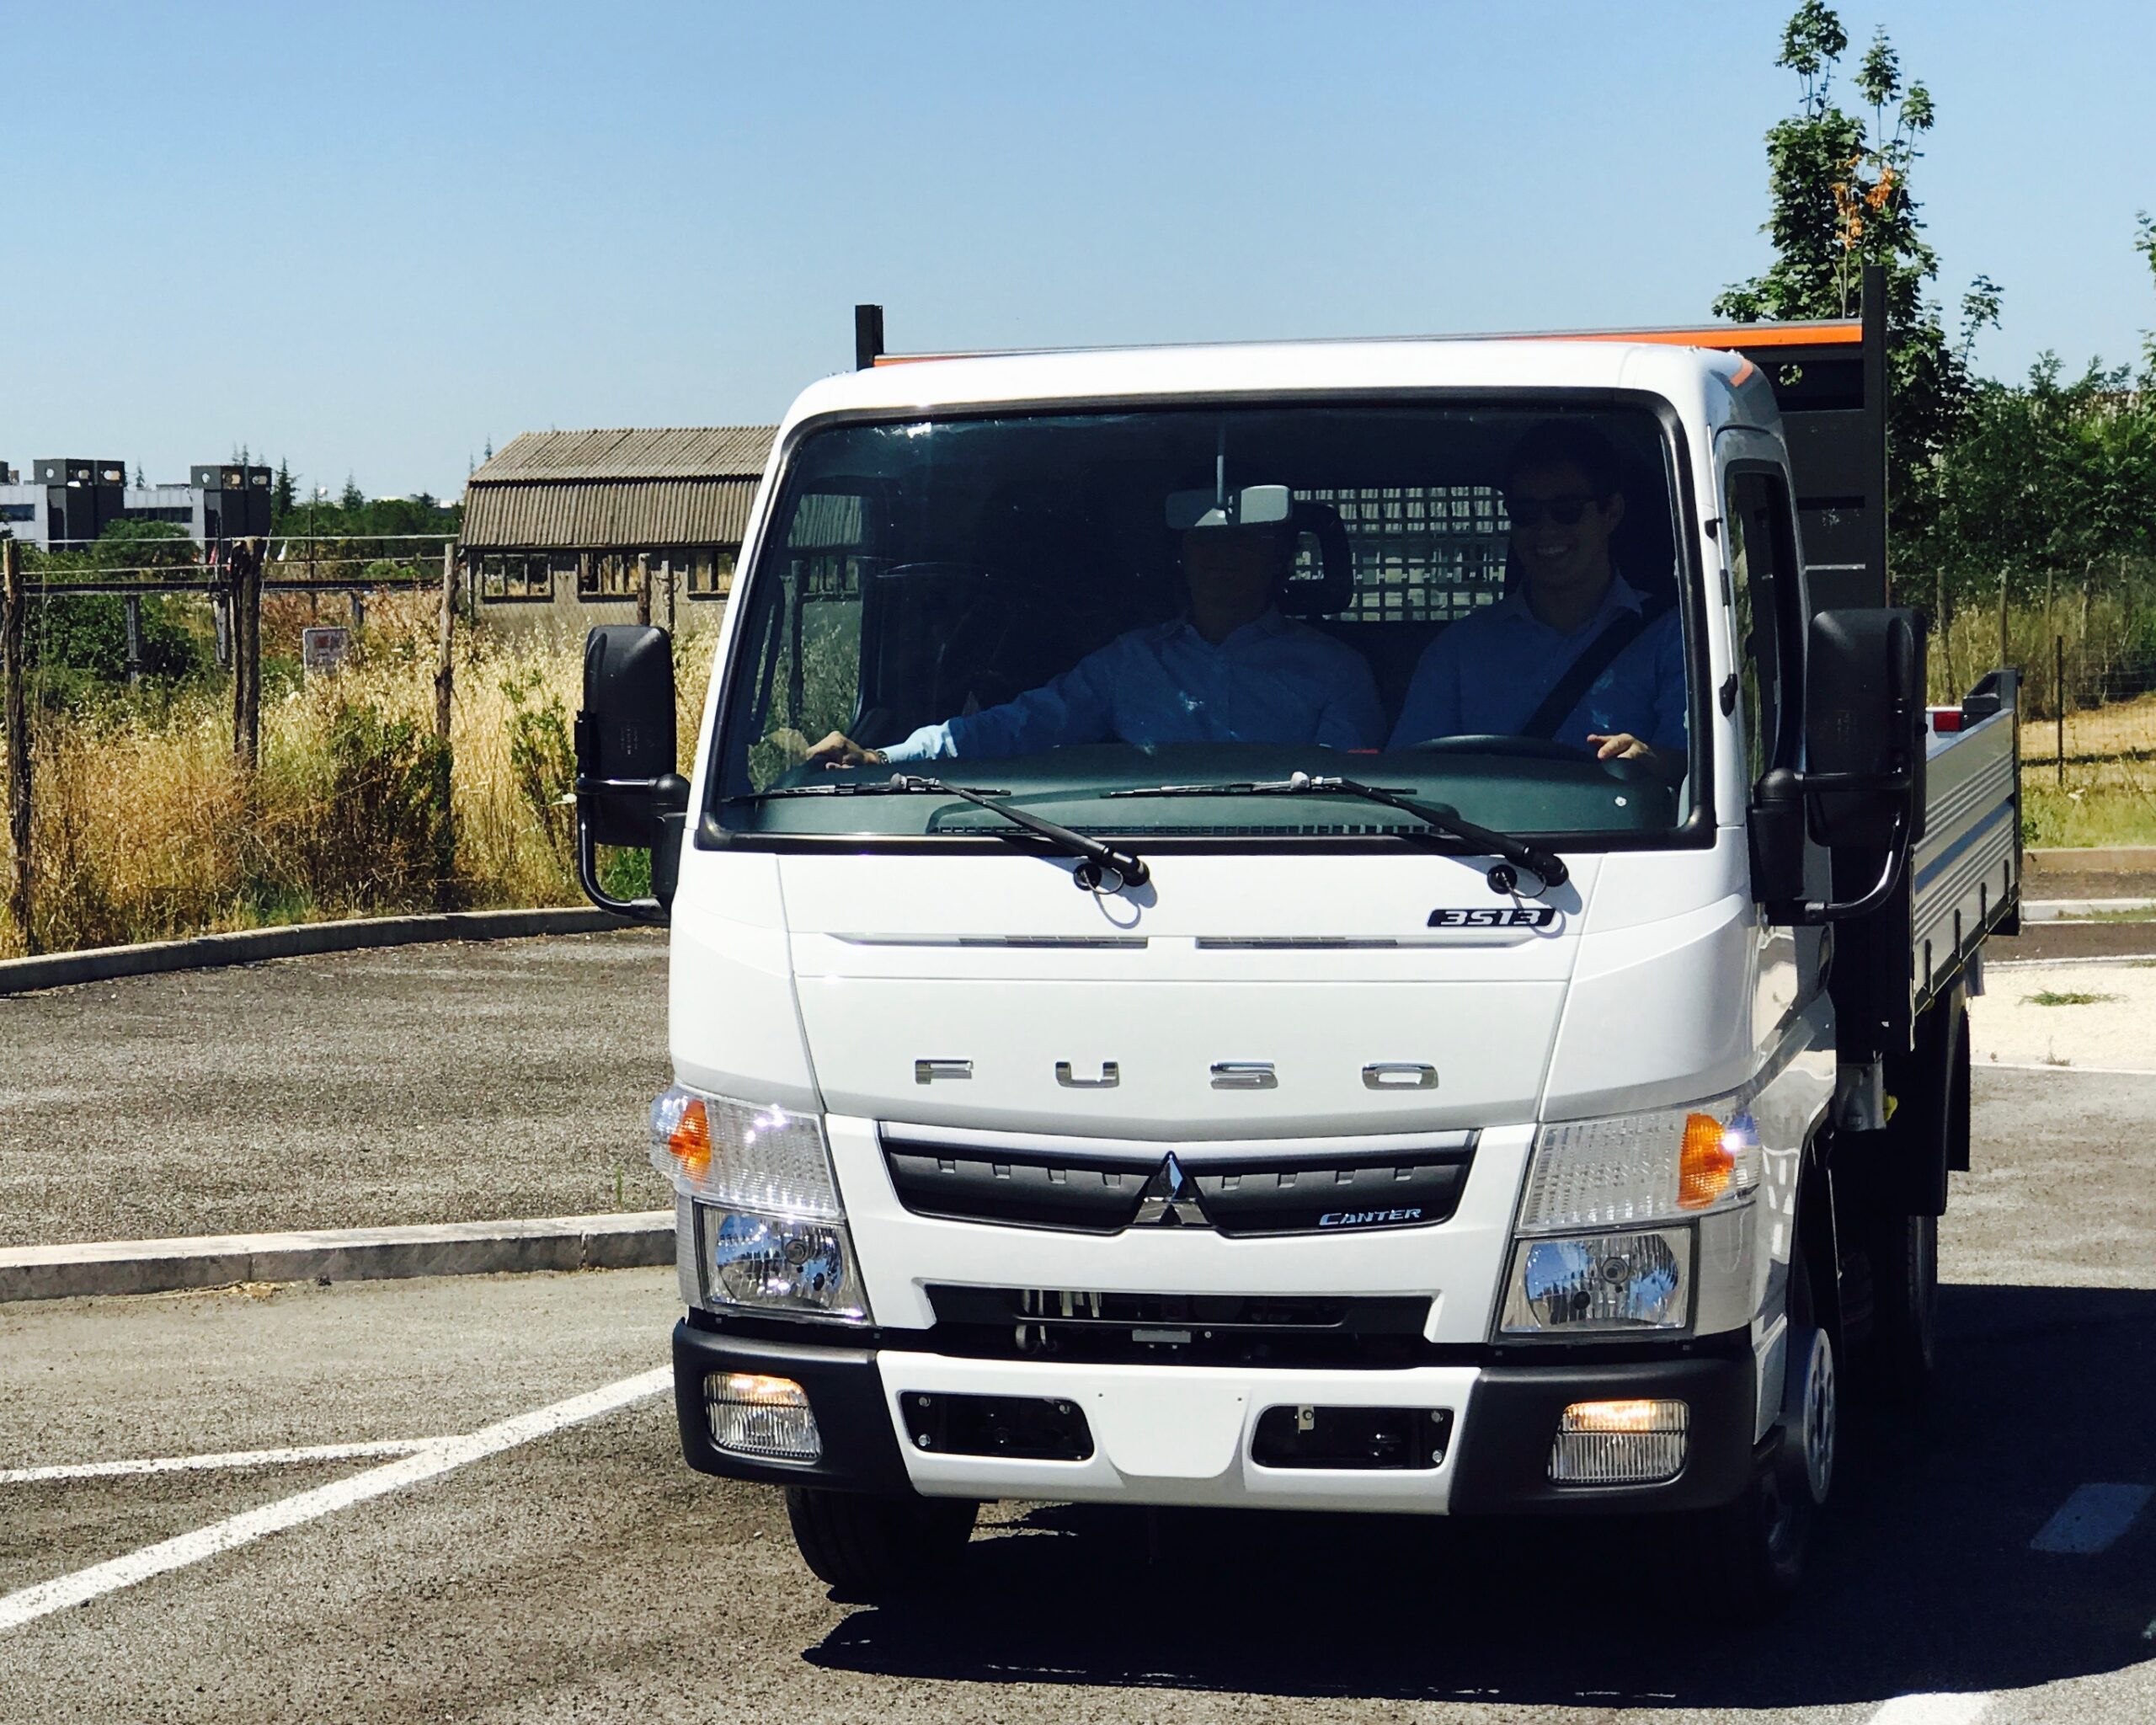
[3,540,35,953]
[123,592,143,683]
[2056,633,2065,788]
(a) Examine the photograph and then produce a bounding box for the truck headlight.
[651,1085,871,1323]
[1497,1227,1690,1333]
[706,1209,867,1322]
[1517,1095,1760,1234]
[650,1086,840,1217]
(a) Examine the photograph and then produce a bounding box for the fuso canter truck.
[574,271,2019,1616]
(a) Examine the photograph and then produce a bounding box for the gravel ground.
[1972,960,2156,1071]
[0,932,672,1249]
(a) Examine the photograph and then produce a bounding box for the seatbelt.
[1518,593,1675,741]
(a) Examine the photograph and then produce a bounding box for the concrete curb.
[2021,898,2156,923]
[2026,846,2156,879]
[0,906,638,997]
[0,1210,674,1303]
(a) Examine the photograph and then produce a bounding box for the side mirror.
[574,625,687,924]
[1765,608,1925,925]
[1804,607,1925,851]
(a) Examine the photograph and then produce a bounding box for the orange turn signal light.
[1677,1112,1736,1210]
[668,1097,712,1178]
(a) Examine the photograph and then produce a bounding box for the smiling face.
[1508,459,1625,617]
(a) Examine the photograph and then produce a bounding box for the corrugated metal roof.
[470,425,776,483]
[462,478,758,550]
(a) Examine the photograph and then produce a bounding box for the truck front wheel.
[1688,1247,1835,1621]
[783,1487,978,1597]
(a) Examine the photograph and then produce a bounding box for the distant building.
[459,426,777,631]
[0,459,268,550]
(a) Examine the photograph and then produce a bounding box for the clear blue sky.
[6,1,2150,500]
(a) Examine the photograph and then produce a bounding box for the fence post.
[2055,633,2065,789]
[434,541,457,908]
[2,540,34,953]
[124,593,143,684]
[232,538,262,770]
[636,553,651,628]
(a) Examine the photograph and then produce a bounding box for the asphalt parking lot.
[3,1060,2153,1724]
[0,931,673,1247]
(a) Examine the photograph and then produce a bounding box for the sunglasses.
[1506,494,1602,527]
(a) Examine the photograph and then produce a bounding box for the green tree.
[339,473,366,511]
[1716,4,1995,578]
[272,460,297,525]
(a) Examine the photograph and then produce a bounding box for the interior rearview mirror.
[574,626,686,922]
[1166,483,1293,531]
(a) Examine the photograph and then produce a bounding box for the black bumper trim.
[1447,1351,1758,1514]
[672,1322,913,1497]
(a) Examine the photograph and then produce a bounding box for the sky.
[4,1,2151,501]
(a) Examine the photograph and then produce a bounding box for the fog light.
[1549,1398,1689,1485]
[706,1371,821,1462]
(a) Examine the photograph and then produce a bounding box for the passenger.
[808,510,1384,766]
[1387,423,1686,769]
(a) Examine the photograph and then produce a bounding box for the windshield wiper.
[1109,771,1567,889]
[734,774,1149,892]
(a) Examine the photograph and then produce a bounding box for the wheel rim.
[1801,1326,1837,1505]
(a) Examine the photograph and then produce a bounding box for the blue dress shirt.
[1387,574,1688,754]
[879,609,1385,761]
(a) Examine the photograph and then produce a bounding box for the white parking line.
[0,1366,670,1634]
[2031,1482,2153,1554]
[0,1439,445,1484]
[1867,1694,1991,1724]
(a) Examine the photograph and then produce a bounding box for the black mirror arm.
[1768,760,1917,927]
[573,772,689,926]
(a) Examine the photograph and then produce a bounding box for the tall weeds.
[0,606,718,957]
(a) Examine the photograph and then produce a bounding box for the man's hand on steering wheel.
[1588,732,1650,761]
[807,731,887,769]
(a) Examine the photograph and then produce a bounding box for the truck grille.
[880,1131,1476,1236]
[924,1284,1434,1367]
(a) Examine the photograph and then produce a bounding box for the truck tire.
[1687,1244,1835,1621]
[783,1487,977,1597]
[1865,998,1964,1402]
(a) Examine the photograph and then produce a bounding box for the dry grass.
[0,599,719,958]
[2016,688,2156,846]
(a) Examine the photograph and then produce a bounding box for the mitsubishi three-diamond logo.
[1133,1153,1212,1227]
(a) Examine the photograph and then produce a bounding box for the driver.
[1387,422,1685,766]
[807,510,1383,766]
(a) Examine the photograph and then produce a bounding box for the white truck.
[574,271,2020,1616]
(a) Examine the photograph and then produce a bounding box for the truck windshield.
[712,403,1695,845]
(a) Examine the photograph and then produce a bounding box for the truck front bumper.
[675,1319,1758,1515]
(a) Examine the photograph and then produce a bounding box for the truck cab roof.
[777,337,1787,444]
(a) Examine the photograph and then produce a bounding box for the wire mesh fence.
[0,536,721,959]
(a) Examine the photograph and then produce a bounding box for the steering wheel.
[1406,734,1596,763]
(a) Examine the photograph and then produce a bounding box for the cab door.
[1714,430,1831,1033]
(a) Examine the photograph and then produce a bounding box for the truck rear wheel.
[1864,997,1963,1403]
[783,1487,977,1597]
[1687,1246,1834,1621]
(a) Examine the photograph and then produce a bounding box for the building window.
[0,503,35,524]
[479,553,554,601]
[685,547,735,599]
[579,553,640,600]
